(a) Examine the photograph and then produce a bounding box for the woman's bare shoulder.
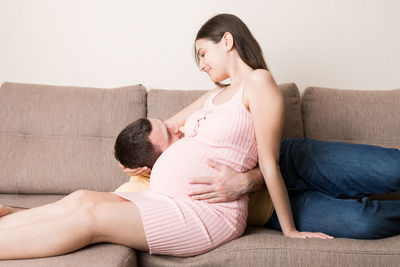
[246,69,275,86]
[246,69,280,96]
[243,69,279,108]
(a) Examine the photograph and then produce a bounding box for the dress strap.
[232,83,245,101]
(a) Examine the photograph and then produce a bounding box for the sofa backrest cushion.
[302,86,400,149]
[0,82,147,194]
[147,82,304,139]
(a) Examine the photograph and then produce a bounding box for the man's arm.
[164,87,221,126]
[243,166,266,193]
[187,159,266,203]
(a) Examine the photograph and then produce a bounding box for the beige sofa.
[0,81,399,266]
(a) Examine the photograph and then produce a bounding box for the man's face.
[148,119,183,152]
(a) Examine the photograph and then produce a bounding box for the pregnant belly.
[150,139,219,197]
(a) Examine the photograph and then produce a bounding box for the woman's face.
[195,38,229,83]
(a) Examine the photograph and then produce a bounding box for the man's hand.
[118,163,151,176]
[187,159,250,203]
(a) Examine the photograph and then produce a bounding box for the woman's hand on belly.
[187,159,249,203]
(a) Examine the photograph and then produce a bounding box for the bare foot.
[0,204,26,217]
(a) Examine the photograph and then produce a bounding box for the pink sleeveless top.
[185,84,258,172]
[150,84,258,196]
[113,84,260,256]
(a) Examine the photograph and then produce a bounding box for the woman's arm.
[247,69,332,239]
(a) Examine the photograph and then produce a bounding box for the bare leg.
[0,209,94,259]
[0,192,148,260]
[0,190,116,230]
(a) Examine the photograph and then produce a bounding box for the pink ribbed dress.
[113,84,258,256]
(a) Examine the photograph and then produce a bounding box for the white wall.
[0,0,399,94]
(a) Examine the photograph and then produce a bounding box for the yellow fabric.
[114,174,150,192]
[247,190,274,226]
[114,125,274,226]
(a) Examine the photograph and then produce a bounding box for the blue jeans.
[264,138,400,239]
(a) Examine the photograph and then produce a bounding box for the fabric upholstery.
[302,86,400,149]
[137,227,400,267]
[0,82,147,194]
[1,244,136,267]
[1,82,399,266]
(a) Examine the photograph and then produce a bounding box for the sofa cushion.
[1,244,136,267]
[147,88,205,120]
[0,82,147,194]
[147,82,304,139]
[279,83,304,138]
[137,227,400,267]
[302,86,400,149]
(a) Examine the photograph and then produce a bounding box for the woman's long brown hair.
[195,13,269,87]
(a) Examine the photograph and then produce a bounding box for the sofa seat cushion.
[1,243,136,267]
[137,227,400,267]
[302,86,400,149]
[0,194,137,267]
[147,83,304,139]
[0,82,147,194]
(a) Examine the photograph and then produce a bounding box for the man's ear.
[174,124,181,133]
[168,123,180,133]
[222,32,234,51]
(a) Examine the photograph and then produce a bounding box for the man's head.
[114,118,183,169]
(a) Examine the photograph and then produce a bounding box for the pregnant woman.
[0,13,330,260]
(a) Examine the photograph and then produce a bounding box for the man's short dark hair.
[114,118,160,169]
